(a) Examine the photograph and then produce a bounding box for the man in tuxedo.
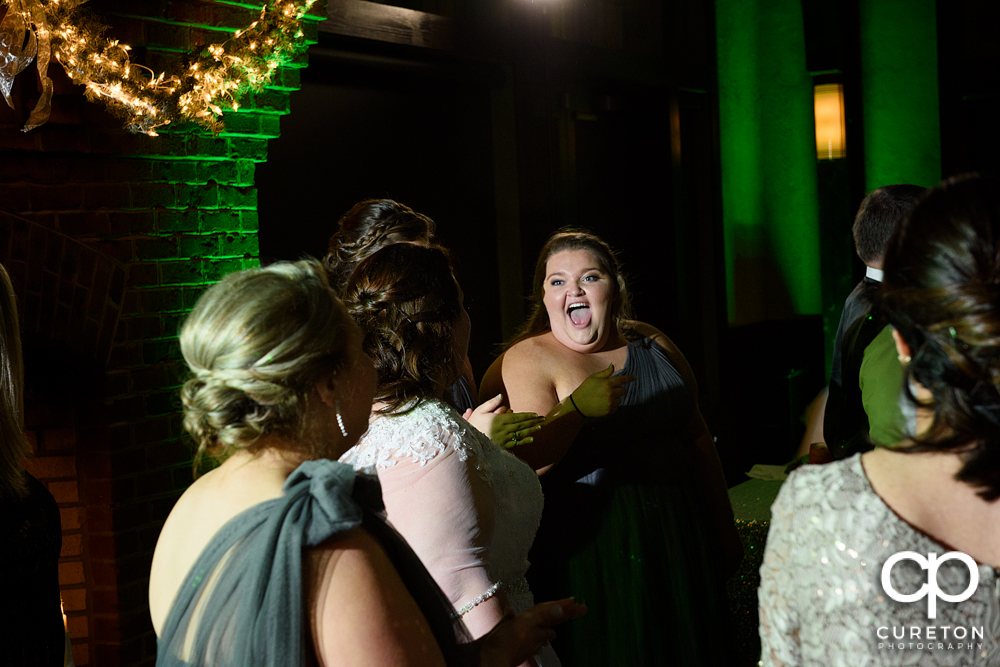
[824,184,926,459]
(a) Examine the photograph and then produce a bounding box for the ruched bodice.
[528,336,734,666]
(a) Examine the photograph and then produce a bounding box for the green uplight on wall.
[716,0,822,326]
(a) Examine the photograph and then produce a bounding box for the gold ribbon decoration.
[0,0,318,135]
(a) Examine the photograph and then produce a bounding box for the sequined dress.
[341,398,559,666]
[759,454,1000,666]
[527,337,735,666]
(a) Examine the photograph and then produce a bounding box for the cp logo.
[881,551,979,619]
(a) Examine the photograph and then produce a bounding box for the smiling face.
[542,249,615,352]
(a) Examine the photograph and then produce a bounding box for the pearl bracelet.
[457,582,502,617]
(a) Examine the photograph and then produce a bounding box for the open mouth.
[567,303,592,327]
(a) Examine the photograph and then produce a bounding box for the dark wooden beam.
[322,0,455,51]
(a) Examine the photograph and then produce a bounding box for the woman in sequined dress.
[339,244,565,667]
[760,174,1000,666]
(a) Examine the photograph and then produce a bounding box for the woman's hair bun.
[179,260,350,469]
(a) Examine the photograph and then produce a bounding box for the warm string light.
[0,0,317,135]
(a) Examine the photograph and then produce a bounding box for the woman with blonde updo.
[149,259,582,667]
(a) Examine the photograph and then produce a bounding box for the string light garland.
[0,0,317,135]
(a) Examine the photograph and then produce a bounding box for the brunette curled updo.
[323,199,437,295]
[180,260,349,471]
[879,174,1000,499]
[342,244,461,415]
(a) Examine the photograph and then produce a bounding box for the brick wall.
[0,2,324,665]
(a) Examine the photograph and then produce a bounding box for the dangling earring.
[335,399,349,438]
[898,353,911,365]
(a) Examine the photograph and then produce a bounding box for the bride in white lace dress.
[759,175,1000,666]
[339,243,561,667]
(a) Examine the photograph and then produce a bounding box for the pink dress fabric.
[340,398,559,665]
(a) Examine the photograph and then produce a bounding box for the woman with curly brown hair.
[148,259,583,667]
[324,198,543,447]
[760,174,1000,666]
[340,244,565,666]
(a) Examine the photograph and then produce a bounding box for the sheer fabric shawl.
[156,459,476,666]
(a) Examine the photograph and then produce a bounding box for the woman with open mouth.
[480,229,741,666]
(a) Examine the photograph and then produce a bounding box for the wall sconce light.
[814,83,846,160]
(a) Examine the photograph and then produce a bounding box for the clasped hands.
[464,394,545,449]
[464,364,635,449]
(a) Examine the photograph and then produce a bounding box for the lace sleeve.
[759,480,803,667]
[342,401,503,639]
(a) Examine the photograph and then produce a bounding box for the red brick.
[88,534,117,561]
[91,589,118,614]
[94,615,121,641]
[90,561,118,587]
[61,533,83,557]
[82,480,114,505]
[60,506,83,530]
[49,480,80,503]
[59,560,86,585]
[76,428,112,457]
[43,428,78,451]
[27,184,83,211]
[23,455,77,479]
[0,184,30,211]
[86,505,114,533]
[84,184,132,210]
[68,614,89,639]
[110,211,157,236]
[71,642,90,666]
[93,240,134,262]
[61,587,87,612]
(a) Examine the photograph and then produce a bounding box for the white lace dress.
[341,398,559,666]
[759,454,1000,666]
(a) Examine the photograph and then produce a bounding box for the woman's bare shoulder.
[503,334,562,379]
[506,333,563,363]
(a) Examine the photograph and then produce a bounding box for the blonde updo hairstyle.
[181,260,350,472]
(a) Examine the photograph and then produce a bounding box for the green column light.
[859,0,941,191]
[717,0,823,325]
